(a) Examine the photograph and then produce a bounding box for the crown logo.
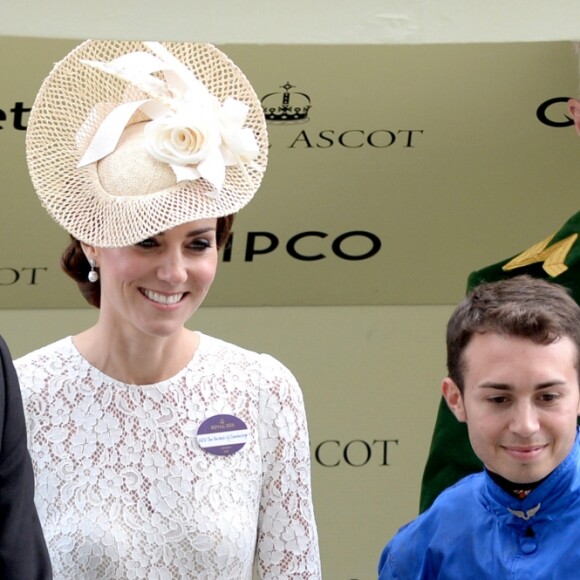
[261,82,311,124]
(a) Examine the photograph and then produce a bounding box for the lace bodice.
[16,333,320,579]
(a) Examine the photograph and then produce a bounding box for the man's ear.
[568,98,580,136]
[442,378,467,423]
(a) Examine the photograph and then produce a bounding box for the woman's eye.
[190,239,212,250]
[136,238,158,248]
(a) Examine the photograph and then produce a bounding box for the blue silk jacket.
[379,430,580,579]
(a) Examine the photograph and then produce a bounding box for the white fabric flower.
[77,42,260,195]
[144,105,221,169]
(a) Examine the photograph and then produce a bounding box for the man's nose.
[509,402,540,438]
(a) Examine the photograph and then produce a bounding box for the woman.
[17,40,321,578]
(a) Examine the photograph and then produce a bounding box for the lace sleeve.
[255,355,321,579]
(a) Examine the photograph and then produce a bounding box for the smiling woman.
[15,39,321,579]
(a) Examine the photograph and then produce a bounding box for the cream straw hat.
[26,40,268,247]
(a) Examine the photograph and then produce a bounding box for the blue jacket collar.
[482,428,580,526]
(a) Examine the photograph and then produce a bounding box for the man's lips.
[502,444,547,460]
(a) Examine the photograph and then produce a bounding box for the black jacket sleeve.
[0,335,52,579]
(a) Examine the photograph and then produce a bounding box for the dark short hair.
[447,274,580,391]
[61,214,235,308]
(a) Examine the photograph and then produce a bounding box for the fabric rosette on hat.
[26,40,268,247]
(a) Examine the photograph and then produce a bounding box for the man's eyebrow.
[477,381,566,390]
[477,382,511,391]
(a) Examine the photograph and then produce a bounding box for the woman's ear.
[80,242,97,264]
[442,378,467,423]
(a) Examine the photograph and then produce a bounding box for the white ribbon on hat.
[76,42,259,194]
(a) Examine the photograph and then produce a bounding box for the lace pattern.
[17,334,320,579]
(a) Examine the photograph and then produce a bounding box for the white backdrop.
[2,1,580,44]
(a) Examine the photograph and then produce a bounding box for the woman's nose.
[156,251,188,285]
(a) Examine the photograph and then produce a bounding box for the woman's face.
[90,218,218,339]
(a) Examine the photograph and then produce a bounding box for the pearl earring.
[88,259,99,283]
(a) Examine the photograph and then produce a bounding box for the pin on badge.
[196,414,249,456]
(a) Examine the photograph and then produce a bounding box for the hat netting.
[26,40,268,247]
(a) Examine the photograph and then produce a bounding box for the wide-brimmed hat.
[26,40,268,247]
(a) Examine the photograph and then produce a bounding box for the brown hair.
[61,214,235,308]
[447,275,580,391]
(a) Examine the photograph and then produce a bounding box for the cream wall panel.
[0,304,452,579]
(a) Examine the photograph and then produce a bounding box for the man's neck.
[487,470,550,499]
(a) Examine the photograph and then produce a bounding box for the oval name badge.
[196,414,248,456]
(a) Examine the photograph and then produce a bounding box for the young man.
[378,275,580,579]
[420,99,580,512]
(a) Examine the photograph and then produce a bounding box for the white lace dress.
[16,333,321,579]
